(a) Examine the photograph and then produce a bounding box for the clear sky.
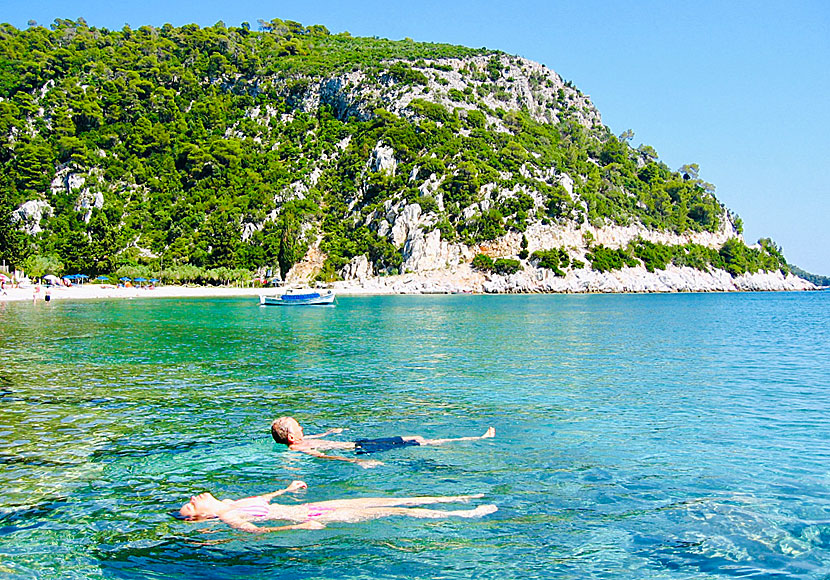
[5,1,829,274]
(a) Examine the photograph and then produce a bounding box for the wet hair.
[270,416,298,445]
[170,509,216,522]
[169,509,190,520]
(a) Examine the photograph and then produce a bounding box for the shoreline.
[0,267,818,304]
[0,283,414,303]
[0,284,271,303]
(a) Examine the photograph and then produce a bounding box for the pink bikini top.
[229,498,270,519]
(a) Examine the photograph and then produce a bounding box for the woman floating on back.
[178,480,497,533]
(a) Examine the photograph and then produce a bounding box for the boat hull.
[259,291,335,306]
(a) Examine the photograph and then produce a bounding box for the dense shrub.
[472,253,494,271]
[718,237,787,276]
[461,208,505,243]
[386,62,429,86]
[531,248,570,276]
[630,239,673,272]
[586,245,639,272]
[494,258,521,275]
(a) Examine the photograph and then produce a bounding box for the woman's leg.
[356,504,498,520]
[311,494,484,510]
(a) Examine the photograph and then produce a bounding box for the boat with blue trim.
[259,288,336,306]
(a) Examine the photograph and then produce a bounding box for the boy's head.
[271,416,304,445]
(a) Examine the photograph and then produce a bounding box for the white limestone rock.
[13,200,53,235]
[390,203,422,247]
[50,167,104,223]
[370,141,397,175]
[478,263,815,294]
[241,221,261,242]
[377,219,391,238]
[558,173,574,197]
[339,254,374,281]
[75,189,104,223]
[50,167,86,195]
[403,228,449,272]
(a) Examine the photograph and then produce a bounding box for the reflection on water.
[1,293,829,578]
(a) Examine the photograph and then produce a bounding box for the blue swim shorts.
[354,436,420,454]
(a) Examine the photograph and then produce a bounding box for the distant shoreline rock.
[329,264,815,295]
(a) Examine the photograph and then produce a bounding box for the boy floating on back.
[270,416,495,467]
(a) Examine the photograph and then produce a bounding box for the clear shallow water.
[1,292,829,579]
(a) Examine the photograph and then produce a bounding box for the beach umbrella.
[150,278,159,283]
[0,273,9,282]
[93,275,109,282]
[43,274,59,283]
[134,277,147,282]
[78,274,89,279]
[119,277,131,282]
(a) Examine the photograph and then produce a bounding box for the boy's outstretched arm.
[304,427,345,439]
[298,448,382,469]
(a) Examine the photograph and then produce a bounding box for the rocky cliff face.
[270,54,803,293]
[255,54,805,292]
[286,191,812,293]
[287,54,601,129]
[11,40,808,293]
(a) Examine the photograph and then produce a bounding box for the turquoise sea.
[1,292,829,579]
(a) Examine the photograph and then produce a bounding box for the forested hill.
[0,18,793,285]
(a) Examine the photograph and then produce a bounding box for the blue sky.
[5,1,829,274]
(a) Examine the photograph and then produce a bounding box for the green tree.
[0,201,28,268]
[718,238,748,276]
[276,205,307,279]
[22,253,63,278]
[494,258,521,275]
[472,253,494,271]
[531,248,569,276]
[443,161,480,206]
[204,211,241,268]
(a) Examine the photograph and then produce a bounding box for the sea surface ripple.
[0,292,828,579]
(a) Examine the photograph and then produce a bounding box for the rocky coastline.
[287,212,817,295]
[330,264,815,295]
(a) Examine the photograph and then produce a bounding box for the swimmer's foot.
[450,504,498,518]
[481,427,495,439]
[471,504,498,517]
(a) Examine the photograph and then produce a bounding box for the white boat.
[259,288,335,306]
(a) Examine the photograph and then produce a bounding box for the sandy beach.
[0,283,285,303]
[0,280,412,303]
